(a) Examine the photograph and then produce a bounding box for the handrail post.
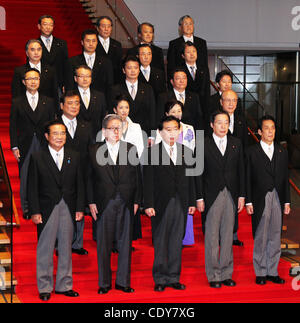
[296,51,299,132]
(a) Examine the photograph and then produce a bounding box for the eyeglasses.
[106,127,122,132]
[24,77,40,81]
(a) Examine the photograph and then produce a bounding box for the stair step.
[2,272,18,289]
[0,231,10,245]
[0,293,21,303]
[0,214,6,226]
[0,251,11,265]
[281,238,300,249]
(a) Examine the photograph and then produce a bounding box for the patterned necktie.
[143,69,149,82]
[219,139,225,156]
[56,152,62,170]
[69,120,75,138]
[31,96,37,111]
[87,56,93,69]
[179,93,185,104]
[103,39,109,53]
[83,91,89,108]
[190,66,195,80]
[46,38,51,52]
[130,84,136,100]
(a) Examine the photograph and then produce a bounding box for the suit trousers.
[152,196,184,285]
[36,199,74,293]
[253,189,282,277]
[205,188,235,282]
[96,193,132,288]
[72,217,85,250]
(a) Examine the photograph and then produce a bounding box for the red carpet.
[1,0,300,303]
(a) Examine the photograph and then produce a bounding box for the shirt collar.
[62,114,77,126]
[183,35,194,43]
[213,133,227,145]
[41,34,53,44]
[48,145,64,159]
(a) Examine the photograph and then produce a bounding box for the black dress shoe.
[221,279,236,287]
[255,276,266,285]
[112,248,118,254]
[233,240,244,247]
[115,284,135,293]
[55,290,79,297]
[154,284,165,292]
[72,248,88,255]
[266,275,285,284]
[167,283,186,290]
[39,292,51,301]
[98,286,111,294]
[23,210,31,220]
[209,281,222,288]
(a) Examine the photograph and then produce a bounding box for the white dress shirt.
[141,65,151,82]
[126,80,138,100]
[84,52,96,69]
[260,140,274,161]
[173,88,186,104]
[183,35,194,43]
[229,114,234,134]
[41,35,53,52]
[29,61,41,73]
[186,63,197,80]
[213,133,227,156]
[106,140,120,165]
[62,114,77,139]
[162,141,177,165]
[49,145,64,171]
[98,36,110,53]
[78,86,90,109]
[26,91,39,111]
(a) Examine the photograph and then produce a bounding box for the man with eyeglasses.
[11,39,59,108]
[95,16,123,84]
[87,114,142,294]
[167,15,209,83]
[27,120,85,301]
[74,65,107,138]
[65,29,113,99]
[10,68,55,219]
[37,15,68,93]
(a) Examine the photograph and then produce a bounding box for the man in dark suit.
[220,89,248,247]
[10,68,55,217]
[65,29,114,98]
[196,110,245,288]
[137,44,166,101]
[96,16,123,84]
[181,41,210,119]
[27,120,84,301]
[167,15,208,82]
[143,115,196,292]
[88,114,142,294]
[108,55,156,140]
[74,65,107,138]
[11,39,59,108]
[38,15,68,92]
[246,115,290,285]
[127,22,165,72]
[208,70,242,130]
[58,90,94,255]
[157,68,204,131]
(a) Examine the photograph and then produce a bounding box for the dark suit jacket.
[138,66,167,101]
[27,147,85,237]
[143,142,196,235]
[96,37,123,84]
[108,81,156,136]
[197,135,245,217]
[87,140,142,216]
[127,44,165,72]
[65,53,114,97]
[77,88,107,138]
[181,63,210,118]
[11,62,58,105]
[9,94,55,167]
[157,90,204,130]
[167,36,208,80]
[246,142,290,237]
[39,36,68,89]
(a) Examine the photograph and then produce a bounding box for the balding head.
[220,90,238,115]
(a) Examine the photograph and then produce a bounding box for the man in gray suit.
[27,120,85,301]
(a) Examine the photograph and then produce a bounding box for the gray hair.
[178,15,194,26]
[102,114,122,129]
[25,39,42,51]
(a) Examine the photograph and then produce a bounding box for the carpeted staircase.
[1,0,300,303]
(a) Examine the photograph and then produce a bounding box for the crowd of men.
[9,14,291,301]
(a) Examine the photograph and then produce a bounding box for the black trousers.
[152,197,184,285]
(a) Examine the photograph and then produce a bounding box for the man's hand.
[12,148,20,162]
[196,200,205,213]
[284,203,291,215]
[145,208,156,217]
[188,206,196,215]
[134,204,139,215]
[31,214,42,225]
[246,204,254,215]
[237,197,245,213]
[89,204,98,221]
[76,212,84,222]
